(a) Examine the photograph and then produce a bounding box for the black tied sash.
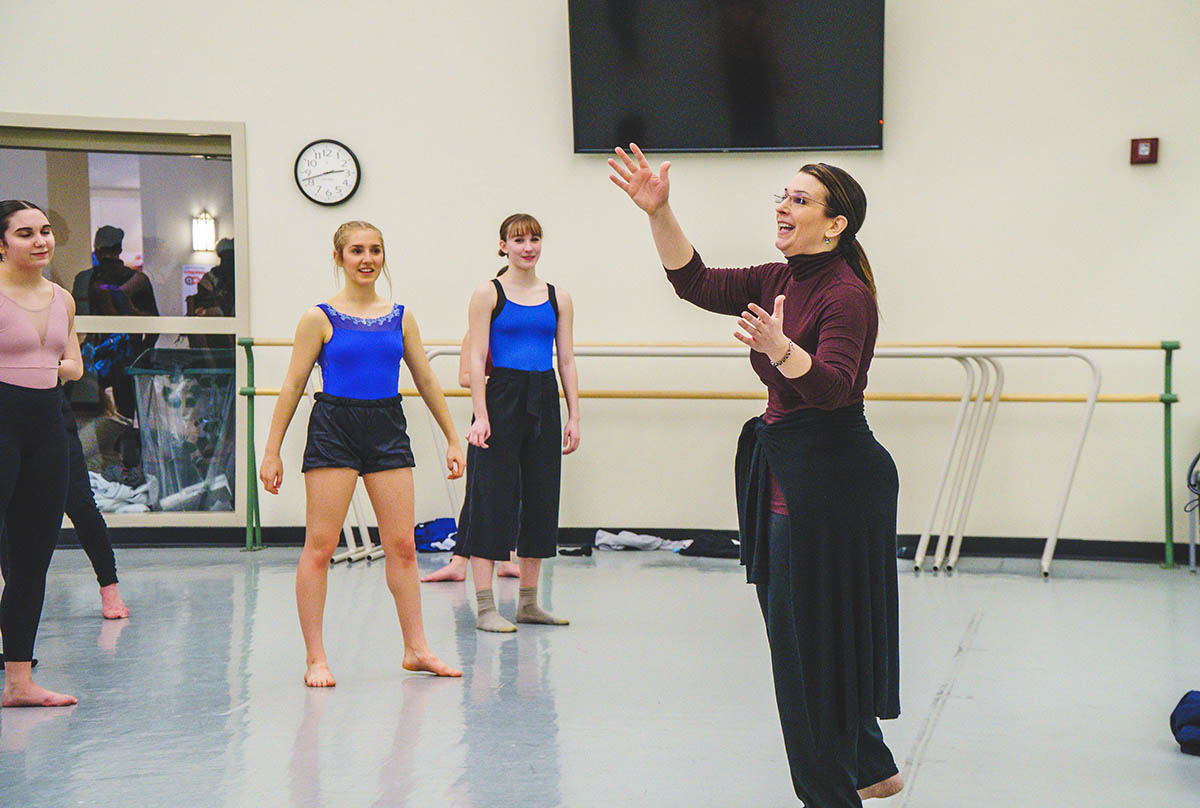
[487,367,558,439]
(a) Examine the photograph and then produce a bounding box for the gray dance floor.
[2,547,1197,807]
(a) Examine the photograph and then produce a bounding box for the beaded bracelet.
[770,340,794,368]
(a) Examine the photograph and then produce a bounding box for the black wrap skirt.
[735,402,901,737]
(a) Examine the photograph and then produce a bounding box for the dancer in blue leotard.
[259,220,464,685]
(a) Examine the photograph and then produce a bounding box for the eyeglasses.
[773,190,829,209]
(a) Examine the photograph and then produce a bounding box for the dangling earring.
[824,237,830,245]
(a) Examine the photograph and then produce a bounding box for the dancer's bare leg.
[1,662,76,707]
[99,583,129,619]
[497,551,520,578]
[420,554,467,582]
[363,469,461,677]
[858,772,904,800]
[298,468,358,687]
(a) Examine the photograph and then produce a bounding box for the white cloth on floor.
[90,471,153,511]
[595,529,692,551]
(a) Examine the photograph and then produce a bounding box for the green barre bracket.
[1162,342,1179,568]
[240,338,263,551]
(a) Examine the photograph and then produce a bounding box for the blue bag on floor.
[414,517,457,552]
[1170,691,1200,756]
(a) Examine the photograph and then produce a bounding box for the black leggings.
[756,513,898,807]
[0,382,69,662]
[62,398,118,586]
[0,396,117,587]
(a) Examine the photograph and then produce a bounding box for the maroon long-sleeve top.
[666,249,879,513]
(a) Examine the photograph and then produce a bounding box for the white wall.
[3,0,1197,542]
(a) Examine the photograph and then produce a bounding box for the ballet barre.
[239,339,1179,576]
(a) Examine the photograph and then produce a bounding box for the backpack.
[1170,691,1200,756]
[414,517,458,552]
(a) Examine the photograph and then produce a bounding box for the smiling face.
[499,229,542,272]
[334,227,385,287]
[0,208,55,272]
[774,171,846,257]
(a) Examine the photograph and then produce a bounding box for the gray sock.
[475,589,516,633]
[515,586,569,625]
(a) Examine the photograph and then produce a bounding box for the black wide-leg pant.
[756,513,898,807]
[0,395,118,588]
[0,382,69,662]
[462,368,560,561]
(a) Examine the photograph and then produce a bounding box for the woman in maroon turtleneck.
[609,144,902,808]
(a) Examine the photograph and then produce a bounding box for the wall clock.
[294,139,360,205]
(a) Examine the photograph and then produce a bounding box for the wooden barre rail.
[241,338,1176,351]
[239,336,1182,568]
[239,388,1165,404]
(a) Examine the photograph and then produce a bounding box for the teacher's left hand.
[735,295,790,362]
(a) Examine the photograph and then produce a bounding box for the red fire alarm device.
[1130,138,1158,164]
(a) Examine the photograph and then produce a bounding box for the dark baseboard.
[60,526,1175,565]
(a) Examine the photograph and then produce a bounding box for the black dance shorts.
[302,392,415,475]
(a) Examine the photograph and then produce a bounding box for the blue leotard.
[488,280,557,372]
[315,303,405,399]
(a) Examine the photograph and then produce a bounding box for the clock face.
[294,139,360,205]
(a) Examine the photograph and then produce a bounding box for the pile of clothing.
[89,471,156,513]
[593,529,740,558]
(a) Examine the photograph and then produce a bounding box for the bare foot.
[304,661,336,688]
[402,650,462,678]
[100,584,130,619]
[420,557,467,583]
[858,772,904,800]
[497,561,521,578]
[2,682,78,708]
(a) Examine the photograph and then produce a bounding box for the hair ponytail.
[840,238,876,298]
[799,164,876,302]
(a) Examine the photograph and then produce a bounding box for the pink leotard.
[0,286,69,389]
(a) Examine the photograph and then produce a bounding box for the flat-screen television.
[568,1,885,153]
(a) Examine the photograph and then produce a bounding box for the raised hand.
[608,143,671,215]
[734,295,790,360]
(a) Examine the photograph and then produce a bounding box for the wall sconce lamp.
[192,211,217,251]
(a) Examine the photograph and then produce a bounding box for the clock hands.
[301,169,350,183]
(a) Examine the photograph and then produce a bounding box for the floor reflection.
[451,582,562,808]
